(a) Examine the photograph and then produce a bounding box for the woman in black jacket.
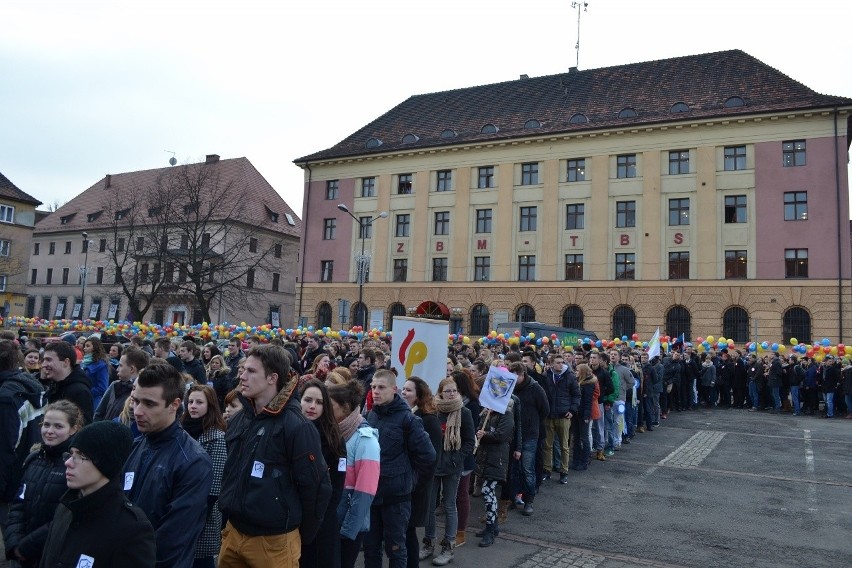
[299,379,346,568]
[5,401,85,567]
[474,397,514,548]
[39,421,155,568]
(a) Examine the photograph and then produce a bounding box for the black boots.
[478,522,498,547]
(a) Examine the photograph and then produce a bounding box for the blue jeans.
[592,406,604,451]
[518,438,538,500]
[825,392,834,417]
[846,395,852,416]
[603,405,617,451]
[771,387,781,411]
[748,381,760,409]
[425,474,460,543]
[790,386,800,414]
[364,500,411,568]
[624,403,635,437]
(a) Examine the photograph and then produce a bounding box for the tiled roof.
[0,171,42,206]
[295,49,852,163]
[35,157,301,236]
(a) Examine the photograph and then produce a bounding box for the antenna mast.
[571,1,589,69]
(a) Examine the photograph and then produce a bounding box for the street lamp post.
[80,232,91,318]
[337,204,387,329]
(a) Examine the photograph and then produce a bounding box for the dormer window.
[568,113,588,124]
[480,123,498,134]
[148,206,163,217]
[285,213,296,226]
[60,215,72,225]
[618,107,638,119]
[86,211,103,222]
[524,119,541,129]
[366,137,383,149]
[114,208,130,221]
[265,205,279,222]
[401,133,419,144]
[670,102,690,113]
[724,96,745,108]
[440,129,457,139]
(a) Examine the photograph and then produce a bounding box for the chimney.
[519,74,529,80]
[104,174,111,189]
[205,154,220,164]
[569,66,578,74]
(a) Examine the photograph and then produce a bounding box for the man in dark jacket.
[218,344,331,566]
[94,346,149,422]
[357,348,378,401]
[225,337,244,387]
[539,353,580,484]
[178,340,207,385]
[123,360,212,568]
[365,369,436,568]
[299,335,324,374]
[767,352,785,413]
[0,340,46,526]
[509,362,549,514]
[41,342,93,424]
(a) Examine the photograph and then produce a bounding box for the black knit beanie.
[71,421,134,480]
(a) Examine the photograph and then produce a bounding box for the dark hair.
[202,345,221,361]
[328,380,363,414]
[136,360,185,404]
[300,379,345,459]
[107,343,123,359]
[472,360,489,375]
[44,341,77,367]
[180,340,200,358]
[360,348,376,365]
[451,369,479,401]
[508,361,526,377]
[406,376,436,414]
[224,387,242,407]
[24,348,41,364]
[246,344,291,391]
[122,347,150,373]
[43,400,86,430]
[84,337,108,363]
[183,384,226,432]
[505,351,521,363]
[154,337,172,352]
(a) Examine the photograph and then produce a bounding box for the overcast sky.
[2,0,850,218]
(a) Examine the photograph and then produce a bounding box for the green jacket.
[603,365,620,405]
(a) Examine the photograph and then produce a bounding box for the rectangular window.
[615,253,636,280]
[0,240,8,256]
[567,159,586,182]
[521,162,539,185]
[478,166,495,189]
[274,243,282,258]
[135,236,144,251]
[724,195,747,223]
[565,254,584,280]
[475,209,492,233]
[177,265,187,283]
[518,255,536,281]
[323,218,336,240]
[46,268,53,285]
[668,150,689,175]
[33,242,39,255]
[62,267,69,285]
[201,233,210,249]
[397,174,413,195]
[432,258,448,281]
[565,204,584,230]
[436,170,452,192]
[64,241,71,254]
[361,177,376,198]
[782,140,806,167]
[725,250,747,279]
[668,198,690,226]
[30,268,37,285]
[474,257,490,281]
[519,206,537,231]
[246,269,255,289]
[393,259,408,282]
[616,201,636,228]
[668,251,690,279]
[434,211,450,235]
[98,239,106,253]
[0,205,14,223]
[180,235,189,249]
[785,249,808,278]
[164,262,174,282]
[358,216,373,239]
[320,260,333,282]
[724,145,747,171]
[617,154,637,178]
[0,275,5,292]
[96,266,104,284]
[784,191,808,221]
[249,237,258,252]
[325,180,339,200]
[395,214,410,237]
[272,272,280,292]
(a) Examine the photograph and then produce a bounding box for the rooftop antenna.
[571,1,589,69]
[165,150,177,166]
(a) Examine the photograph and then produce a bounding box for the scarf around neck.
[435,396,464,452]
[182,415,204,440]
[339,406,363,441]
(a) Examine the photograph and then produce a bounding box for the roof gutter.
[297,162,312,328]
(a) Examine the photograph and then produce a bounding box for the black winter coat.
[540,368,581,418]
[409,410,440,528]
[513,378,548,442]
[433,407,475,476]
[183,358,207,385]
[474,401,515,482]
[0,369,45,503]
[39,479,155,568]
[47,368,93,424]
[4,439,72,566]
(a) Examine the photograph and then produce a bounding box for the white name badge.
[338,457,347,472]
[76,553,95,567]
[251,461,265,478]
[124,472,134,491]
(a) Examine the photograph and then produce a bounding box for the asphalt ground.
[425,408,852,568]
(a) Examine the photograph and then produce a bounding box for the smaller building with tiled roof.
[0,171,42,318]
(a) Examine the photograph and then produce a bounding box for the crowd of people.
[1,327,850,568]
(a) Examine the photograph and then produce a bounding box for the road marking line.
[803,429,818,512]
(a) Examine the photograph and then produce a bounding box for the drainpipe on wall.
[833,108,844,342]
[297,163,312,327]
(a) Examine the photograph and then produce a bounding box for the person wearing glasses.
[39,420,155,567]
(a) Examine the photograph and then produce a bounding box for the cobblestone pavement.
[658,430,726,467]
